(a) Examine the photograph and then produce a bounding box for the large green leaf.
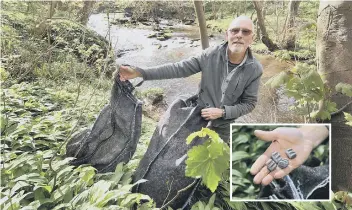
[208,141,223,159]
[186,145,229,192]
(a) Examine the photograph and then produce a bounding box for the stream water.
[88,13,224,105]
[87,13,297,123]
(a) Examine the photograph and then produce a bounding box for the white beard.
[229,44,245,53]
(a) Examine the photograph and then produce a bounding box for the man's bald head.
[228,16,255,33]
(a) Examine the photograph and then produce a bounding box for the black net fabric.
[258,163,330,200]
[133,95,208,208]
[66,76,143,173]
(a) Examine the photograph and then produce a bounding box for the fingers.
[118,65,133,81]
[273,165,294,179]
[120,75,127,81]
[253,164,270,184]
[201,109,214,120]
[262,174,275,186]
[251,141,295,185]
[201,108,210,120]
[260,165,293,185]
[252,156,295,185]
[119,65,131,72]
[201,108,223,120]
[250,154,269,175]
[201,112,210,120]
[250,142,280,175]
[254,130,278,142]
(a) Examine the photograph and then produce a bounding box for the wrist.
[298,126,329,148]
[132,66,143,79]
[221,108,226,118]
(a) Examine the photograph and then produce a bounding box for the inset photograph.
[230,124,331,201]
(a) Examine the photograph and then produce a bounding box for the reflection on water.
[88,13,224,66]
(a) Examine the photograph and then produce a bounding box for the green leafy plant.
[335,83,352,97]
[185,128,230,193]
[190,194,220,210]
[0,82,155,209]
[265,63,337,122]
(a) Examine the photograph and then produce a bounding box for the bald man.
[118,16,263,141]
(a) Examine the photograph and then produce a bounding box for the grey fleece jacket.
[136,42,263,127]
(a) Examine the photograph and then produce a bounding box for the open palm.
[250,127,315,186]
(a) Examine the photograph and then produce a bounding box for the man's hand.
[201,108,223,120]
[114,65,142,81]
[250,127,315,186]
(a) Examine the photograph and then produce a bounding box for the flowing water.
[87,13,298,123]
[88,13,224,105]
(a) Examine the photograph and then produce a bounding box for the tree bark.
[283,0,301,50]
[194,1,209,50]
[79,1,95,25]
[252,1,279,51]
[316,0,352,192]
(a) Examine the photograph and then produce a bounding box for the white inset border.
[229,123,331,202]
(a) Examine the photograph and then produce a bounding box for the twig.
[162,178,174,206]
[331,100,352,116]
[160,179,198,209]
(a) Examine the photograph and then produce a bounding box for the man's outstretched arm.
[118,53,205,81]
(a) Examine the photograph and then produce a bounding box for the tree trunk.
[79,1,95,25]
[316,0,352,192]
[283,0,301,50]
[194,1,209,50]
[253,1,279,51]
[49,1,56,19]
